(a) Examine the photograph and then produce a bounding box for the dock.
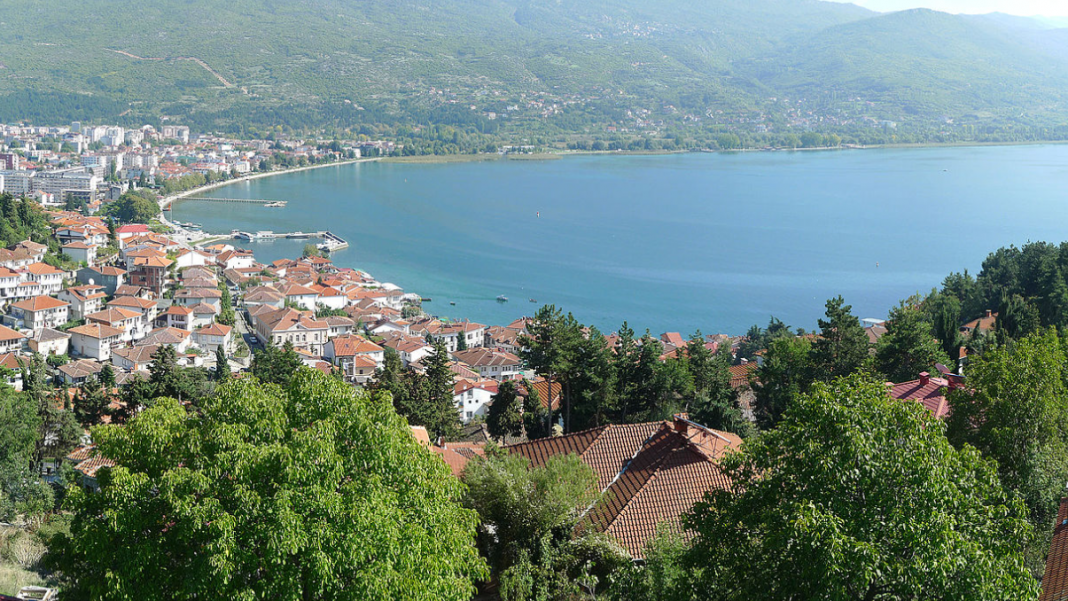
[230,230,349,251]
[184,197,288,206]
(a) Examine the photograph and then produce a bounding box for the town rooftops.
[31,328,69,344]
[196,323,232,337]
[62,241,95,250]
[87,307,141,323]
[261,308,327,333]
[58,359,105,379]
[25,262,63,276]
[140,327,191,346]
[64,284,107,302]
[11,295,69,312]
[113,345,159,364]
[88,265,126,277]
[108,296,157,311]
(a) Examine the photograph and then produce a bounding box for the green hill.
[0,0,1065,143]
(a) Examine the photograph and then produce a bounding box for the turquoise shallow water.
[172,146,1068,335]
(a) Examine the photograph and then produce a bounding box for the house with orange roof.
[254,307,329,355]
[192,323,233,354]
[112,345,159,373]
[380,333,433,366]
[155,304,194,331]
[128,254,172,295]
[138,327,193,353]
[0,352,24,390]
[107,296,159,325]
[86,307,145,342]
[24,262,64,295]
[452,347,522,381]
[506,415,740,559]
[324,335,384,382]
[279,283,320,310]
[453,378,499,423]
[0,324,27,354]
[58,284,107,320]
[62,241,97,266]
[7,295,70,332]
[888,371,964,420]
[961,309,997,335]
[69,323,124,361]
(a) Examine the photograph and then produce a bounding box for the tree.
[53,369,488,600]
[677,375,1037,601]
[810,296,869,382]
[926,290,964,360]
[522,381,553,441]
[689,345,752,438]
[751,336,811,429]
[74,375,111,428]
[214,346,231,383]
[0,386,53,523]
[946,329,1068,573]
[487,380,524,441]
[113,375,154,424]
[149,344,195,401]
[104,190,160,224]
[250,340,303,388]
[99,363,116,389]
[217,283,236,326]
[569,327,617,431]
[463,449,627,600]
[521,306,581,432]
[875,296,950,383]
[422,339,461,439]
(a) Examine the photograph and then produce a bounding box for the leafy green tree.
[464,449,628,601]
[53,370,488,600]
[0,386,53,523]
[250,340,303,388]
[217,283,236,326]
[810,296,869,382]
[751,336,812,429]
[487,380,524,441]
[946,329,1068,573]
[74,375,111,428]
[736,317,794,362]
[997,294,1041,343]
[926,290,964,360]
[569,327,617,431]
[113,375,154,424]
[149,344,195,401]
[875,296,950,383]
[104,190,160,224]
[678,375,1037,601]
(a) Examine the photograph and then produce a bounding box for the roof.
[108,296,157,310]
[1043,498,1068,601]
[62,241,95,250]
[140,327,191,345]
[506,417,741,559]
[962,310,998,333]
[32,327,70,343]
[260,308,327,333]
[195,323,233,337]
[11,296,69,312]
[113,345,159,364]
[87,307,141,324]
[115,224,150,234]
[329,335,383,356]
[0,324,28,342]
[432,442,487,477]
[453,347,521,368]
[68,323,124,340]
[25,262,63,275]
[888,373,954,419]
[0,352,22,370]
[728,362,757,389]
[58,359,105,379]
[411,426,432,448]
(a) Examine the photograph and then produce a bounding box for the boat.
[232,231,255,241]
[450,301,456,306]
[421,297,432,302]
[264,201,287,208]
[529,298,537,303]
[496,295,509,303]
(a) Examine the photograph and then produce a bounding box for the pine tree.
[215,346,231,383]
[486,380,523,441]
[99,363,116,389]
[74,375,110,428]
[423,339,460,439]
[811,296,870,382]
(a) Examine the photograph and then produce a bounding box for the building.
[68,323,124,361]
[58,285,107,321]
[192,323,233,355]
[1042,498,1068,601]
[28,328,70,358]
[888,371,964,420]
[7,296,70,332]
[127,255,172,296]
[62,242,97,266]
[77,266,126,296]
[112,345,158,373]
[254,308,329,355]
[452,348,523,381]
[454,379,499,423]
[506,416,740,559]
[86,307,145,342]
[23,263,64,296]
[323,335,384,383]
[0,324,26,354]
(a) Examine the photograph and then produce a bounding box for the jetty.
[230,230,349,251]
[184,197,288,206]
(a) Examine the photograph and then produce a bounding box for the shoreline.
[159,157,381,209]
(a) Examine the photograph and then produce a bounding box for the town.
[0,121,1063,601]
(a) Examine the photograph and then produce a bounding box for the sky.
[825,0,1068,16]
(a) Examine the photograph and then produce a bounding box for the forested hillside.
[1,0,1067,145]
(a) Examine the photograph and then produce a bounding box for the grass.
[0,562,45,596]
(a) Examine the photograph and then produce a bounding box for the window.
[466,412,473,419]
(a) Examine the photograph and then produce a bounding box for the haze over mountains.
[1,0,1067,135]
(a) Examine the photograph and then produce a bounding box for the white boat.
[496,295,509,302]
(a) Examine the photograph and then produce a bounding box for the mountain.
[0,0,1065,139]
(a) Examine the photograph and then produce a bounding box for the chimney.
[674,415,688,435]
[985,309,993,318]
[919,372,930,386]
[740,357,748,365]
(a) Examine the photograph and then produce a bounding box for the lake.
[172,145,1068,336]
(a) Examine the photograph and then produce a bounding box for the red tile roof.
[507,417,740,559]
[888,373,954,419]
[11,295,69,312]
[1043,498,1068,601]
[0,325,25,342]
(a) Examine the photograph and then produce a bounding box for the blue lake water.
[172,146,1068,335]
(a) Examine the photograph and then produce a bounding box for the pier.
[230,230,349,250]
[184,197,288,206]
